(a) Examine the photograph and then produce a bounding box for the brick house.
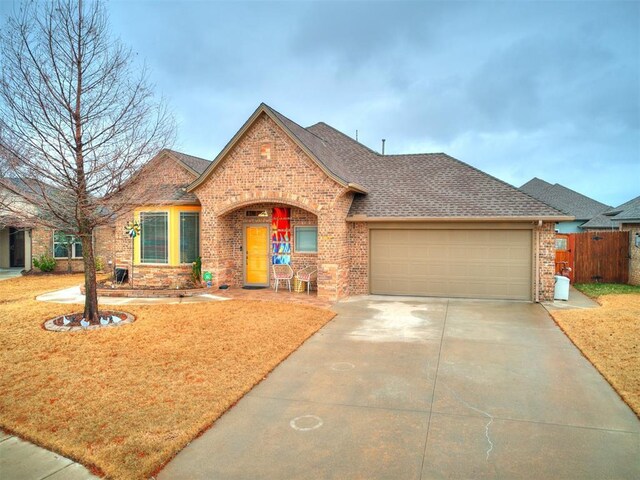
[0,179,114,273]
[111,103,571,302]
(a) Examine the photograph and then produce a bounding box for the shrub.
[33,253,56,272]
[95,256,105,272]
[191,256,202,286]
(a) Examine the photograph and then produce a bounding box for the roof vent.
[381,139,386,155]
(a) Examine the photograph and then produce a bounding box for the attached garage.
[370,226,533,301]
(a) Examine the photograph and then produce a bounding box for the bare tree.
[0,0,174,321]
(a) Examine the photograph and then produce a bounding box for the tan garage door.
[370,229,532,300]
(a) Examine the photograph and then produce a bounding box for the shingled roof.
[306,123,566,219]
[609,195,640,222]
[166,150,211,175]
[186,103,570,220]
[581,195,640,229]
[519,177,553,199]
[520,178,610,220]
[138,183,200,205]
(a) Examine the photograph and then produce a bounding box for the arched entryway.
[215,202,319,292]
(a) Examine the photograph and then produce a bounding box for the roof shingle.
[519,178,610,220]
[167,150,211,174]
[582,195,640,228]
[306,123,565,218]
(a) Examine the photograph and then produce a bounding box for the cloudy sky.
[1,1,638,206]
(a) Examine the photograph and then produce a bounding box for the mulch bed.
[52,311,126,327]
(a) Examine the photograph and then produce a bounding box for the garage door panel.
[370,229,532,300]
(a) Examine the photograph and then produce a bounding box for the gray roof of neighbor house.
[519,177,554,199]
[581,195,640,229]
[187,103,570,220]
[519,178,611,220]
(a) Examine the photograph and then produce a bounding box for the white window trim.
[294,225,318,254]
[140,211,169,264]
[53,231,84,259]
[179,211,200,264]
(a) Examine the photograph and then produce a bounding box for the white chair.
[295,266,317,295]
[272,264,294,292]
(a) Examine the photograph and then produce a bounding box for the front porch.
[211,203,321,293]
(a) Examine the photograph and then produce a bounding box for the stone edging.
[81,285,208,298]
[43,311,135,332]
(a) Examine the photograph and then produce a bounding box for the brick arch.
[216,192,320,217]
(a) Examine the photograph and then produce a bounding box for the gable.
[188,112,353,215]
[117,151,200,206]
[188,104,366,194]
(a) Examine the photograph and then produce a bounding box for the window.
[555,238,568,251]
[180,212,200,263]
[260,143,271,160]
[295,226,318,253]
[53,231,83,258]
[246,210,269,217]
[140,212,168,263]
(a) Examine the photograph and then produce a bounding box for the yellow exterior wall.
[133,205,201,266]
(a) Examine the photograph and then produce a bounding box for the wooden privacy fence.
[573,231,629,283]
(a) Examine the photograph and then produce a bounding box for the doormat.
[242,286,267,290]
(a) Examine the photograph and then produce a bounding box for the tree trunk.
[81,232,99,322]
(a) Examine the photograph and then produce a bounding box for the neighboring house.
[581,195,640,231]
[112,103,569,302]
[520,178,611,233]
[0,178,114,273]
[0,179,36,270]
[582,196,640,285]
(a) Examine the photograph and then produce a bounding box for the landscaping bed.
[550,290,640,417]
[85,284,208,298]
[0,274,335,479]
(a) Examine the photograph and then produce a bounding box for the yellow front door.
[245,225,269,285]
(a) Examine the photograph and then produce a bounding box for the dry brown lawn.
[550,294,639,416]
[0,274,335,479]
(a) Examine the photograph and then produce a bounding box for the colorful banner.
[271,207,291,265]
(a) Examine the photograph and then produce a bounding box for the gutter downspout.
[535,223,540,303]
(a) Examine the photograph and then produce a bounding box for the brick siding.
[220,203,318,289]
[30,226,114,273]
[129,264,193,289]
[193,113,354,301]
[94,225,115,271]
[31,228,52,268]
[621,223,640,285]
[113,152,199,287]
[348,222,369,295]
[535,221,556,301]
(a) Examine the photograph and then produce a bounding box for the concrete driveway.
[159,296,640,479]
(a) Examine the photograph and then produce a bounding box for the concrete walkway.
[159,295,640,479]
[0,267,24,281]
[0,431,97,480]
[35,285,328,307]
[542,285,601,312]
[35,286,231,305]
